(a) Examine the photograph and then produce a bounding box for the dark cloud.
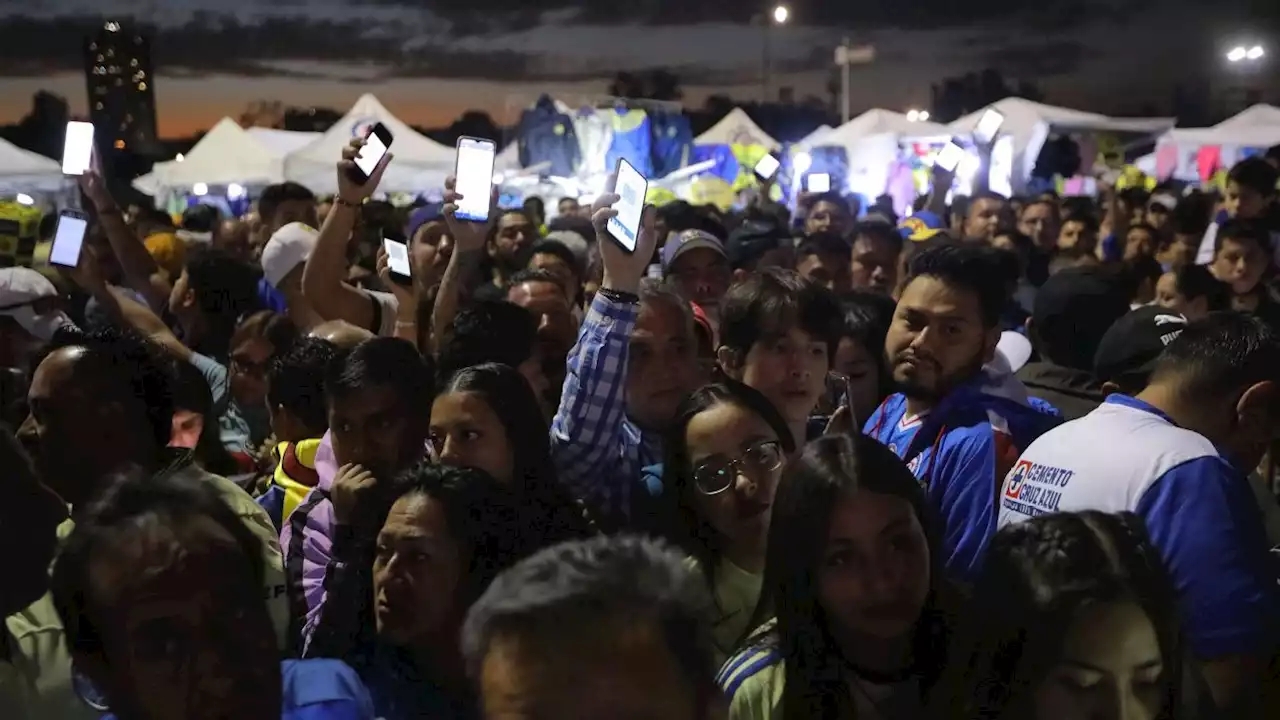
[0,1,1221,83]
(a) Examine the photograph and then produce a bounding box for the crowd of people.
[2,132,1280,720]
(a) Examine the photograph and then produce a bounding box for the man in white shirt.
[999,312,1280,715]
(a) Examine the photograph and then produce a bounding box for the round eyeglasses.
[693,440,785,495]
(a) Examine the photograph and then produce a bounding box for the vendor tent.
[284,94,456,193]
[1152,105,1280,181]
[133,117,294,195]
[797,124,833,147]
[0,138,64,193]
[796,109,949,151]
[246,127,321,156]
[796,109,951,201]
[949,98,1173,192]
[695,108,780,150]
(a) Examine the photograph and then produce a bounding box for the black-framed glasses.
[693,440,785,495]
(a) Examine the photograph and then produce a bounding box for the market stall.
[948,98,1173,193]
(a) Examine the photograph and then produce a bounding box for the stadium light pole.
[762,5,789,103]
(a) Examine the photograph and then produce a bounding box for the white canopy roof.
[284,94,456,193]
[0,137,64,193]
[695,108,780,150]
[948,98,1174,192]
[133,117,292,195]
[246,127,321,156]
[796,109,949,152]
[1158,104,1280,150]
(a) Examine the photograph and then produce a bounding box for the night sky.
[0,0,1272,136]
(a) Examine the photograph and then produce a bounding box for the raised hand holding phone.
[453,137,497,223]
[62,121,94,176]
[442,175,496,256]
[591,171,657,295]
[337,135,393,204]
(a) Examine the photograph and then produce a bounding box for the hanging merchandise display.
[518,95,581,177]
[572,108,613,179]
[607,107,654,177]
[650,112,693,178]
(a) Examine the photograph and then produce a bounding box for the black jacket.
[1016,361,1107,422]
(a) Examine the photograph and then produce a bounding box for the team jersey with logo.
[999,394,1279,658]
[864,377,1058,580]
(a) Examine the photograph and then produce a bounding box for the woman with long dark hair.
[930,511,1210,720]
[718,433,958,719]
[431,362,593,544]
[660,378,797,665]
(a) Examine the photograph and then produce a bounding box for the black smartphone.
[50,210,89,268]
[383,238,412,286]
[348,122,393,184]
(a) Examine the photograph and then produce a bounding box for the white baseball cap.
[996,331,1033,373]
[261,222,318,288]
[0,268,71,341]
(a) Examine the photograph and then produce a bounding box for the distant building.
[83,21,159,155]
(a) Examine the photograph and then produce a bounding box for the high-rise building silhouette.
[83,21,159,154]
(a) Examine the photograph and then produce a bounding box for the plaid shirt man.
[551,292,662,523]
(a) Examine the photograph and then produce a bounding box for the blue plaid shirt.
[551,292,662,522]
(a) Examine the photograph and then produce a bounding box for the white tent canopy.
[246,127,321,156]
[796,109,951,200]
[695,108,780,150]
[284,94,456,193]
[133,117,296,195]
[949,98,1174,192]
[1158,104,1280,150]
[796,109,949,152]
[0,138,64,193]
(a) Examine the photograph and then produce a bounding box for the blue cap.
[405,203,445,240]
[898,211,947,242]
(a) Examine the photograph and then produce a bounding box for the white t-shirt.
[998,395,1279,659]
[362,289,400,338]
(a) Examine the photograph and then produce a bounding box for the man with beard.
[862,244,1058,579]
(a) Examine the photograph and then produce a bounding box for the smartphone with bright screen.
[454,137,497,223]
[935,142,965,172]
[62,122,94,175]
[974,109,1005,144]
[50,212,88,268]
[353,123,393,181]
[754,154,780,181]
[606,158,647,253]
[383,238,412,283]
[807,173,831,193]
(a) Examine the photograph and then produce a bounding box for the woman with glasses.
[718,433,958,720]
[660,378,796,665]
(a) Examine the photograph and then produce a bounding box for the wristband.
[598,287,639,305]
[334,196,361,208]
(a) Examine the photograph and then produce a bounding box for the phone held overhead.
[753,153,781,182]
[349,123,393,184]
[50,211,90,268]
[934,141,966,173]
[606,158,648,254]
[383,238,413,285]
[973,108,1005,144]
[62,122,94,176]
[453,137,497,223]
[806,173,831,193]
